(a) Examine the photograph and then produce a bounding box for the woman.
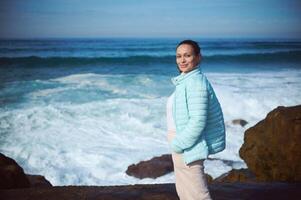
[166,40,225,200]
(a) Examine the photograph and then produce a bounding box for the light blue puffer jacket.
[171,67,225,164]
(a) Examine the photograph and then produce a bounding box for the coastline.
[1,105,301,199]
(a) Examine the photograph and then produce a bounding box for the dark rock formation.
[213,169,256,183]
[0,153,31,189]
[0,184,178,200]
[126,154,173,179]
[232,119,248,127]
[27,175,52,187]
[206,174,213,184]
[0,153,52,189]
[1,183,301,200]
[239,105,301,181]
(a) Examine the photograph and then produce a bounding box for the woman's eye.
[185,54,191,58]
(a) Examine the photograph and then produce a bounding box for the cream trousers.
[167,131,212,200]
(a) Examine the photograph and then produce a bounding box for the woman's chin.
[180,67,188,73]
[180,68,193,73]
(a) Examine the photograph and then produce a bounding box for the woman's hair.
[176,40,201,55]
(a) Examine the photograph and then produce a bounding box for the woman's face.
[176,44,201,73]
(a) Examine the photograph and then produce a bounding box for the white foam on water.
[51,73,169,99]
[31,87,68,98]
[1,70,301,185]
[0,99,169,186]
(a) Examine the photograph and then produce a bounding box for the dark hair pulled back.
[176,40,201,55]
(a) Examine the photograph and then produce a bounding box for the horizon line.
[1,36,301,41]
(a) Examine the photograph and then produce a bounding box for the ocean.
[0,38,301,186]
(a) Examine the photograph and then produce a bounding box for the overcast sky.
[0,0,301,39]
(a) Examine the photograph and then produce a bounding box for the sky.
[0,0,301,39]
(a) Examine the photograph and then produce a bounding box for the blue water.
[1,39,301,81]
[0,38,301,186]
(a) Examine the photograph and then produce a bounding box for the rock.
[1,183,301,200]
[232,119,248,127]
[0,153,31,189]
[206,174,213,183]
[239,105,301,182]
[213,169,256,183]
[0,153,53,189]
[0,183,178,200]
[27,175,52,187]
[126,154,173,179]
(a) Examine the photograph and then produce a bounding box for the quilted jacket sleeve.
[171,76,209,153]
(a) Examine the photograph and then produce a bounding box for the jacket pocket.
[183,138,208,164]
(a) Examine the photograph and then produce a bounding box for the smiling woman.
[167,40,225,200]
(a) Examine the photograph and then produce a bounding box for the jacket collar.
[171,67,201,85]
